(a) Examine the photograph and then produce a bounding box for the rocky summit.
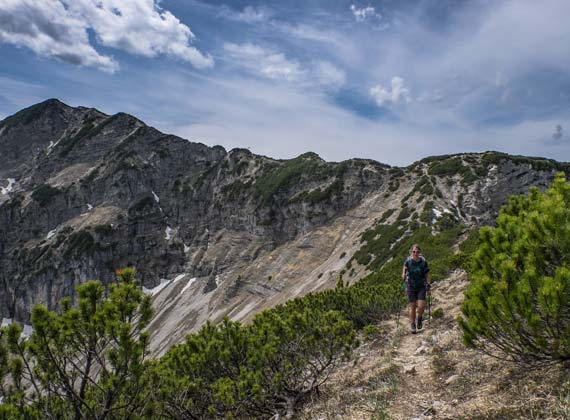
[1,99,568,355]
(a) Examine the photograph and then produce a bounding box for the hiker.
[402,244,431,334]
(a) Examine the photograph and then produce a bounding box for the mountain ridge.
[1,99,568,355]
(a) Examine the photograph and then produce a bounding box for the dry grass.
[298,271,570,420]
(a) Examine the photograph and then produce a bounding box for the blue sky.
[1,0,569,166]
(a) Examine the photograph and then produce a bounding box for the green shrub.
[58,118,97,157]
[420,201,434,224]
[379,208,396,223]
[389,167,404,177]
[157,308,357,419]
[388,180,400,191]
[222,180,252,200]
[94,224,114,236]
[481,151,570,173]
[428,158,465,176]
[0,100,56,130]
[459,173,570,366]
[363,324,380,340]
[291,178,344,205]
[253,153,343,206]
[460,169,479,187]
[397,207,411,221]
[31,184,61,206]
[0,194,23,211]
[129,196,155,213]
[0,269,153,419]
[432,307,444,319]
[63,230,96,257]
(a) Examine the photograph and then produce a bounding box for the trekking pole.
[428,287,432,328]
[396,276,406,329]
[396,283,402,328]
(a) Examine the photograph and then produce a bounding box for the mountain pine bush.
[0,268,153,419]
[459,173,570,366]
[155,308,356,419]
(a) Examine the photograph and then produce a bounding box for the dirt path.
[300,271,471,420]
[387,270,469,420]
[301,270,570,420]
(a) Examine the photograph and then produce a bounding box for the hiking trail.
[301,269,569,419]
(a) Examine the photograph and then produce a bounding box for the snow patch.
[21,324,33,339]
[1,319,33,340]
[443,208,452,214]
[173,274,186,283]
[143,279,171,296]
[215,275,221,287]
[87,203,93,210]
[432,208,442,218]
[152,190,160,203]
[184,243,190,253]
[165,226,174,240]
[180,277,197,295]
[47,229,57,240]
[48,141,54,150]
[1,178,16,194]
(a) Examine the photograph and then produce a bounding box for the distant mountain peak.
[0,98,71,131]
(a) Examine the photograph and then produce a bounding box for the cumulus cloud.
[370,77,412,106]
[0,0,118,72]
[223,43,345,89]
[350,4,381,22]
[0,0,212,72]
[552,124,563,141]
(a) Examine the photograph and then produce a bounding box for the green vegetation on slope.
[31,184,61,207]
[0,100,58,131]
[481,151,570,173]
[253,153,345,205]
[460,172,570,366]
[0,269,153,419]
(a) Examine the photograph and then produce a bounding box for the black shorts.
[407,287,427,303]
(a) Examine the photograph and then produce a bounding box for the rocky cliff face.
[1,99,568,355]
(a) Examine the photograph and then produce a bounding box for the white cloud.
[314,61,346,88]
[277,23,340,44]
[0,0,212,72]
[350,4,381,22]
[0,0,118,72]
[370,76,412,106]
[223,43,345,90]
[224,43,303,81]
[221,5,272,23]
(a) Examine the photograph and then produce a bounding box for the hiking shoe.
[410,322,417,334]
[417,316,423,331]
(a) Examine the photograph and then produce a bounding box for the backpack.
[404,256,429,289]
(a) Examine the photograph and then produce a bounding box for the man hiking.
[402,244,431,334]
